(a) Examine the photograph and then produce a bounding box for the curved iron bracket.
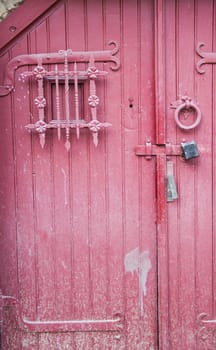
[197,313,216,344]
[196,42,216,74]
[0,292,124,334]
[0,41,120,96]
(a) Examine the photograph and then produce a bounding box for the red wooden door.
[0,0,216,349]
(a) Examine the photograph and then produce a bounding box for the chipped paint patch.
[124,247,152,314]
[61,168,68,205]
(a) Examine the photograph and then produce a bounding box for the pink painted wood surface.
[0,0,216,349]
[0,0,59,52]
[0,0,156,348]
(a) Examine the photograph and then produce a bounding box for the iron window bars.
[22,49,112,150]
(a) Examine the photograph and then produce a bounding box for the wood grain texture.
[1,0,215,349]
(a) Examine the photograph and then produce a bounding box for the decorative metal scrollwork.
[0,41,120,96]
[20,46,119,150]
[0,42,120,150]
[196,42,216,74]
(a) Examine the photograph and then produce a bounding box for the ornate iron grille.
[21,49,114,150]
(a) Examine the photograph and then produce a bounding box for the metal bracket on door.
[0,41,120,95]
[24,52,112,150]
[135,141,182,159]
[196,42,216,74]
[0,42,120,150]
[135,141,181,202]
[0,290,124,333]
[135,140,200,202]
[197,313,216,344]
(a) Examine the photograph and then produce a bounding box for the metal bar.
[22,51,112,149]
[37,82,44,122]
[88,58,99,146]
[35,60,46,148]
[21,316,123,333]
[55,64,61,140]
[64,51,71,151]
[74,62,80,139]
[1,294,123,333]
[135,144,182,157]
[198,313,216,329]
[0,41,120,95]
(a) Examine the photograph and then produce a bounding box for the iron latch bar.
[135,141,182,159]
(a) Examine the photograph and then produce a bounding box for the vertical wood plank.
[11,35,40,348]
[139,1,158,348]
[156,154,169,350]
[175,1,196,348]
[154,0,166,145]
[164,1,180,347]
[121,0,140,346]
[0,53,18,297]
[154,0,169,349]
[103,0,125,348]
[85,0,107,318]
[0,51,21,349]
[195,1,214,349]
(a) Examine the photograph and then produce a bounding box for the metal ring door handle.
[174,98,201,130]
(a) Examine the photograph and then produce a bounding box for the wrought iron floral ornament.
[0,41,120,96]
[23,47,117,150]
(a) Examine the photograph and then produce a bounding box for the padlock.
[166,162,178,202]
[181,141,199,160]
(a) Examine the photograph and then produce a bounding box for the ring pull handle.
[171,96,202,130]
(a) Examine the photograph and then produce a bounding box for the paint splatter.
[124,247,152,314]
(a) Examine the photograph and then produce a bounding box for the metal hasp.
[135,140,200,201]
[135,141,181,203]
[0,42,120,150]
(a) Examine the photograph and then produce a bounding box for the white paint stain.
[61,168,68,205]
[124,247,152,314]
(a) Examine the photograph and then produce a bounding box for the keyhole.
[128,97,134,108]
